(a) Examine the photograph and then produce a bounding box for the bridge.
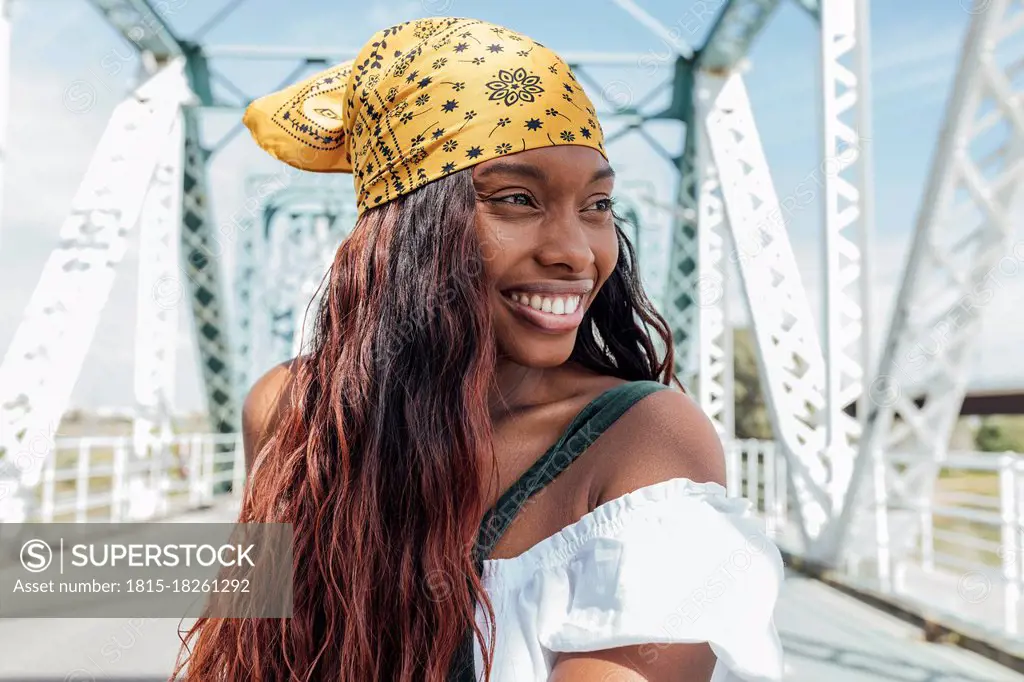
[1,436,1024,680]
[1,0,1024,679]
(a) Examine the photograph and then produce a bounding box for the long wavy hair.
[172,168,680,681]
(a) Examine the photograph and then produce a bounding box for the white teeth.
[507,291,582,316]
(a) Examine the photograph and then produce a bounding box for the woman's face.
[473,146,618,368]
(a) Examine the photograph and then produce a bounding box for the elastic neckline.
[480,476,741,583]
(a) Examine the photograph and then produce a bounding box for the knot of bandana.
[242,17,607,215]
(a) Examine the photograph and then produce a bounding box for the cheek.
[595,230,620,281]
[476,219,515,261]
[474,217,521,282]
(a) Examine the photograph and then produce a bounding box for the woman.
[174,16,784,682]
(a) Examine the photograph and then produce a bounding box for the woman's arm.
[550,642,717,681]
[551,388,729,682]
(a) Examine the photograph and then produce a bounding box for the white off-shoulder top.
[470,477,785,681]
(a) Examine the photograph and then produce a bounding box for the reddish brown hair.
[172,169,679,681]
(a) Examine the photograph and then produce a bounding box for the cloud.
[870,23,963,106]
[871,24,964,74]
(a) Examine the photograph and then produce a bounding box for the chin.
[492,297,586,368]
[495,330,578,369]
[516,348,575,369]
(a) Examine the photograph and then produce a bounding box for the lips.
[500,279,594,297]
[501,290,586,333]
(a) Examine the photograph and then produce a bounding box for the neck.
[489,359,552,418]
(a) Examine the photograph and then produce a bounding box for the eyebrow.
[590,166,616,183]
[475,162,616,184]
[475,161,548,182]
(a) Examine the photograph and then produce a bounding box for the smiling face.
[472,145,619,369]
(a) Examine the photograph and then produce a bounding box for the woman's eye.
[588,197,614,212]
[494,193,533,207]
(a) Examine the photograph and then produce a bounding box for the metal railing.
[725,439,1024,644]
[881,448,1024,639]
[16,433,245,523]
[7,432,1024,645]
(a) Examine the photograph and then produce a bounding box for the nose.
[534,209,595,273]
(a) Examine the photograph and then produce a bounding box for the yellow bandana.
[242,17,607,215]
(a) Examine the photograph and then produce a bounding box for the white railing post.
[148,434,163,516]
[159,432,172,517]
[188,435,202,507]
[75,441,91,523]
[776,445,788,531]
[1000,453,1020,635]
[40,448,55,523]
[202,437,215,504]
[725,440,742,498]
[872,444,892,593]
[764,441,777,536]
[746,440,760,508]
[232,432,246,496]
[110,441,127,522]
[919,489,935,573]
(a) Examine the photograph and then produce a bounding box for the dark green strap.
[473,379,669,564]
[448,379,670,681]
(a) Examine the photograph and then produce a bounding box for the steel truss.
[0,0,696,508]
[0,0,243,517]
[258,183,353,370]
[677,0,872,548]
[132,111,184,457]
[662,128,701,387]
[0,60,191,520]
[817,0,873,548]
[1,0,1013,569]
[700,71,832,538]
[825,0,1024,561]
[181,110,238,437]
[232,214,257,404]
[694,114,735,438]
[0,0,10,255]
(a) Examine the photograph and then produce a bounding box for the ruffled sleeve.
[530,478,784,682]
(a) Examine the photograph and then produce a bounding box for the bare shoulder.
[241,357,303,474]
[593,385,726,508]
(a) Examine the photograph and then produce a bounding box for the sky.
[0,0,1021,415]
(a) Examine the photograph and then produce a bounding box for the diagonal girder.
[0,60,191,507]
[695,122,735,437]
[233,215,258,400]
[817,0,872,528]
[86,0,217,107]
[663,124,701,382]
[132,110,184,456]
[181,109,238,437]
[699,70,832,543]
[698,0,783,72]
[792,0,820,18]
[85,0,182,60]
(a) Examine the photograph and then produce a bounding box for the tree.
[974,416,1024,452]
[732,327,774,440]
